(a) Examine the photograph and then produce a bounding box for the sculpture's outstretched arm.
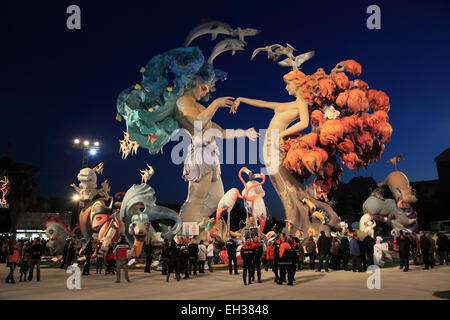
[177,95,234,128]
[232,97,276,112]
[210,122,259,141]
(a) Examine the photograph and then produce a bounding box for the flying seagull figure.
[207,38,246,65]
[251,43,296,61]
[231,27,261,45]
[277,50,315,70]
[184,20,234,47]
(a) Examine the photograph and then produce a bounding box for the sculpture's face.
[190,82,210,101]
[285,80,297,96]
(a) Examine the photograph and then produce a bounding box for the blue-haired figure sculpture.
[117,43,258,224]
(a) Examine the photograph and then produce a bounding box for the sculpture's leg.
[199,174,225,221]
[179,172,213,223]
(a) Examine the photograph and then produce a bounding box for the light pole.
[72,138,100,168]
[71,194,81,230]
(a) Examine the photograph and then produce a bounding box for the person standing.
[265,241,274,272]
[206,239,214,272]
[188,237,199,276]
[251,235,263,283]
[1,238,8,263]
[19,241,30,282]
[436,234,449,265]
[144,238,154,273]
[240,237,255,285]
[340,233,350,270]
[305,236,316,270]
[95,243,105,274]
[5,242,20,284]
[60,238,70,269]
[65,239,76,269]
[197,240,207,273]
[397,231,411,272]
[358,237,367,271]
[427,234,437,268]
[419,232,431,269]
[317,231,331,272]
[177,237,190,279]
[160,240,170,275]
[225,236,239,275]
[114,235,131,283]
[330,237,340,270]
[273,234,283,282]
[278,235,295,285]
[28,238,43,282]
[81,238,94,276]
[350,234,361,272]
[363,232,376,267]
[166,240,181,282]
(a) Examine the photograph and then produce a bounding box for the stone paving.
[0,263,449,300]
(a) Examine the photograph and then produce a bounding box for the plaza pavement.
[0,263,449,300]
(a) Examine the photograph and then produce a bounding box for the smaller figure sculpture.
[373,236,392,267]
[359,213,376,238]
[70,164,105,203]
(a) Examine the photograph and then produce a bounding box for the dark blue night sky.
[2,0,449,219]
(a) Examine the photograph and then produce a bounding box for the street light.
[72,137,101,168]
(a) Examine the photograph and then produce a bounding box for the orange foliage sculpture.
[282,59,392,200]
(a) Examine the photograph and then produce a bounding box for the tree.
[0,157,39,234]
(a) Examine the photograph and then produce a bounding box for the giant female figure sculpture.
[117,43,258,224]
[232,70,342,234]
[232,47,392,235]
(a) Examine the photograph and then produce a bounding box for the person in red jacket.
[5,242,20,284]
[251,235,263,283]
[240,237,255,285]
[114,235,131,283]
[278,235,296,285]
[273,234,285,283]
[265,241,274,272]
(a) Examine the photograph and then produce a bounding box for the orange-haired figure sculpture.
[232,49,391,235]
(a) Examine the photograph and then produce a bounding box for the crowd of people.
[1,229,449,285]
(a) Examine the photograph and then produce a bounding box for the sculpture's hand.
[213,97,235,109]
[231,98,241,114]
[245,128,259,141]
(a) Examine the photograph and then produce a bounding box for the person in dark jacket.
[340,233,350,270]
[226,236,239,275]
[363,233,376,266]
[330,237,340,270]
[28,238,44,281]
[316,231,331,272]
[436,233,448,265]
[273,234,284,282]
[397,232,411,271]
[166,240,181,282]
[82,238,94,275]
[293,235,304,271]
[358,238,367,271]
[144,238,154,273]
[240,237,255,285]
[177,237,189,279]
[160,240,170,275]
[95,242,105,274]
[251,235,263,283]
[188,238,199,276]
[305,235,316,270]
[419,231,431,269]
[60,239,70,269]
[350,234,362,272]
[65,239,76,269]
[277,236,296,285]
